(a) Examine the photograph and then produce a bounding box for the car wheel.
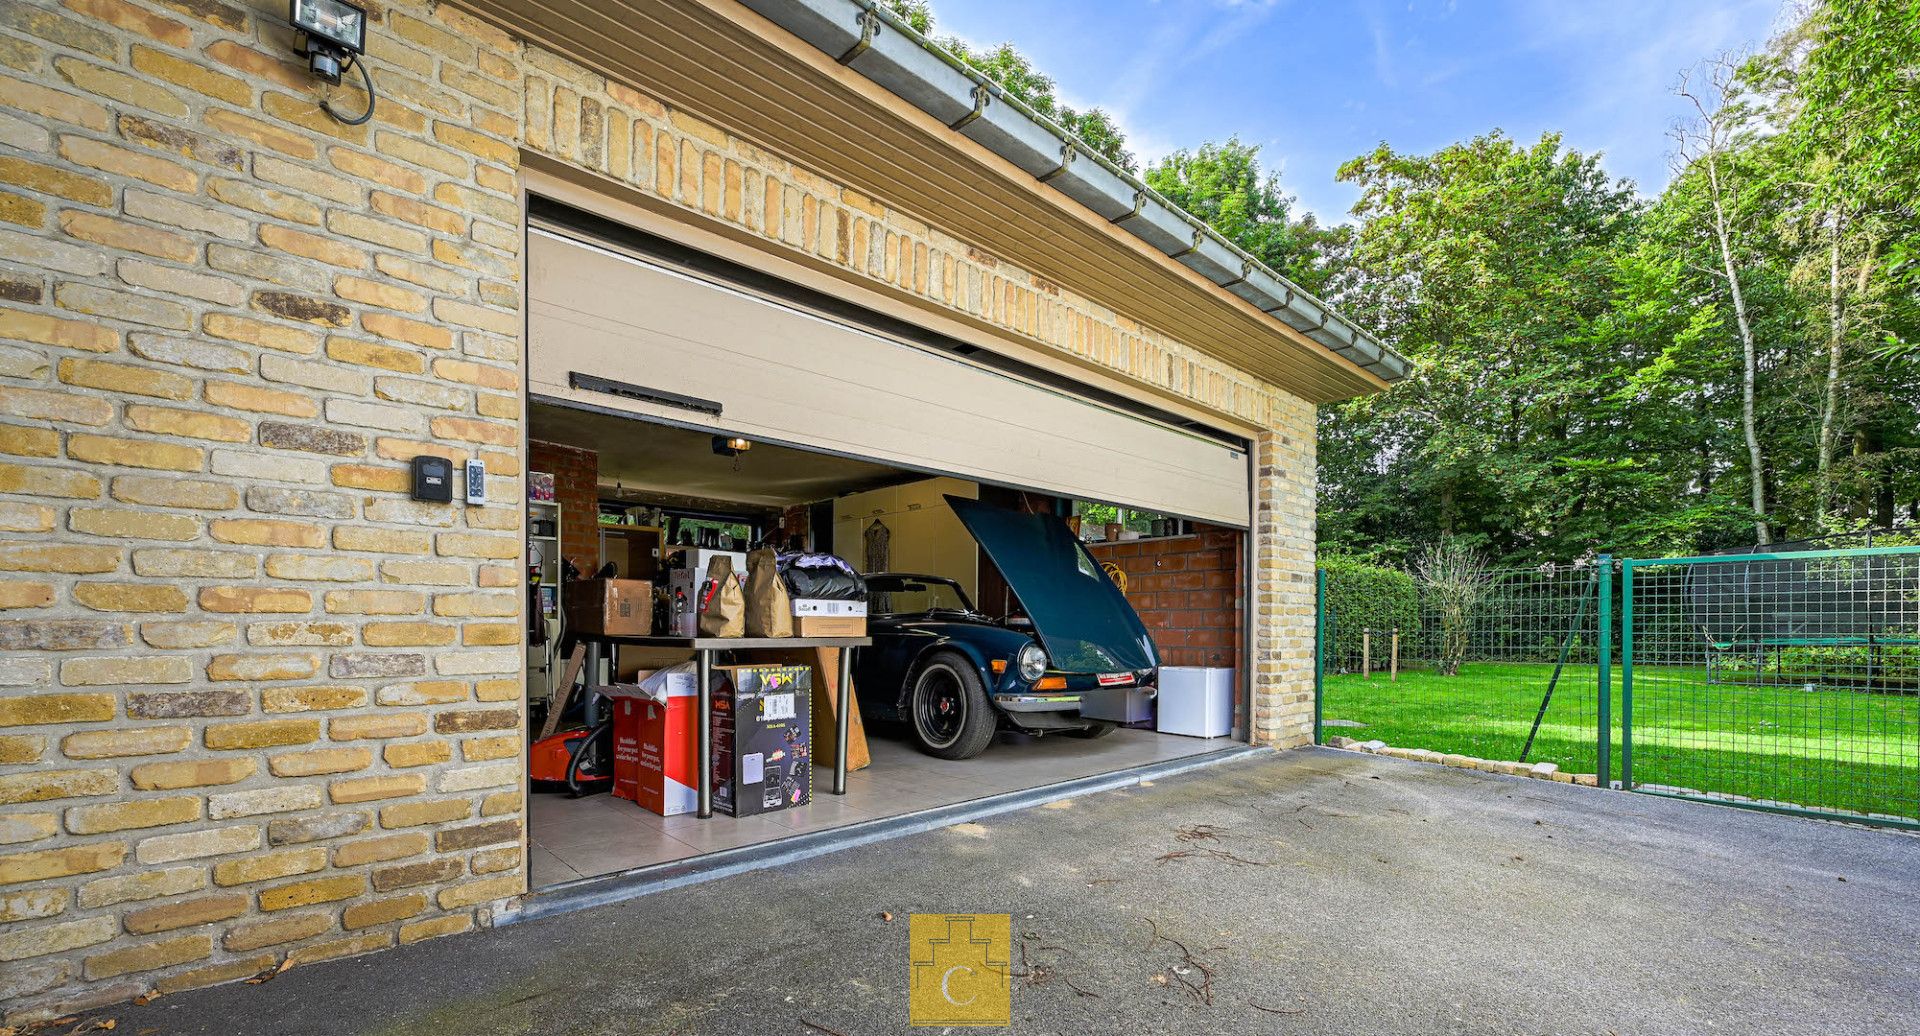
[909,652,996,760]
[1064,720,1118,739]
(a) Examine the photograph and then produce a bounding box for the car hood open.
[947,496,1159,673]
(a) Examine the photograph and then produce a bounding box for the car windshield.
[868,577,972,617]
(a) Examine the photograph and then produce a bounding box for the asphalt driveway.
[86,747,1920,1036]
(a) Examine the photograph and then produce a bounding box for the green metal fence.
[1621,546,1920,827]
[1318,560,1610,779]
[1317,545,1920,828]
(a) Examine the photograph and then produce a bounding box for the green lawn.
[1322,662,1920,822]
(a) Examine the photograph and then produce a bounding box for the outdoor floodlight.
[291,0,367,85]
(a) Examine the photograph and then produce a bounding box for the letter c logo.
[940,965,976,1006]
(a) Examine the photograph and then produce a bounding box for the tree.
[881,0,1136,170]
[1675,59,1777,545]
[1144,138,1349,297]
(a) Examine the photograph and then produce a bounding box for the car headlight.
[1016,641,1048,683]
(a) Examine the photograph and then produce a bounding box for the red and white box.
[607,667,699,815]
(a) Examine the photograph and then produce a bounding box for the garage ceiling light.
[711,436,752,457]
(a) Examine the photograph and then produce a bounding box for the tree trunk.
[1818,208,1845,515]
[1704,152,1771,545]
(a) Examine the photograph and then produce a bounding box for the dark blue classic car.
[853,497,1160,759]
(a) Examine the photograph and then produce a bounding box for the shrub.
[1320,556,1418,671]
[1415,537,1494,676]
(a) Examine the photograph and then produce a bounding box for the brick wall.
[0,0,526,1021]
[527,440,596,569]
[1088,527,1242,670]
[1250,401,1319,748]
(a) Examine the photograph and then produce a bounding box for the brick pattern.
[527,439,597,570]
[0,0,525,1021]
[1088,526,1242,669]
[1250,400,1319,748]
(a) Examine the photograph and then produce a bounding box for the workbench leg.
[696,648,713,819]
[833,647,851,796]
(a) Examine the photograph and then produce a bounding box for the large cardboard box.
[565,578,653,637]
[606,672,698,815]
[759,647,870,773]
[711,664,811,817]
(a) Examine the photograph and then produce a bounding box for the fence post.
[1620,560,1634,789]
[1314,568,1327,745]
[1362,629,1371,680]
[1597,554,1612,788]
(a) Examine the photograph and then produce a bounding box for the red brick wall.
[1089,526,1243,669]
[530,441,599,570]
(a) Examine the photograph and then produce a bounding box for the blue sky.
[928,0,1790,222]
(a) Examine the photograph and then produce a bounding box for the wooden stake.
[1390,628,1400,682]
[539,642,588,739]
[1362,630,1372,680]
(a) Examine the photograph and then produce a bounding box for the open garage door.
[527,222,1251,528]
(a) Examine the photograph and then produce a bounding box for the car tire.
[908,652,996,760]
[1064,720,1118,739]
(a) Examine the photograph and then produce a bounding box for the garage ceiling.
[532,402,917,508]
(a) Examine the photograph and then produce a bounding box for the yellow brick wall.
[0,0,1320,1019]
[0,0,524,1020]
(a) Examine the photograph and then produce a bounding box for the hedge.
[1320,556,1419,670]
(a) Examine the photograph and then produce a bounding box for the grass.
[1322,661,1920,822]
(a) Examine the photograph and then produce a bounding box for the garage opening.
[523,201,1253,890]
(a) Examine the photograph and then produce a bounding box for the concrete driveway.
[87,747,1920,1036]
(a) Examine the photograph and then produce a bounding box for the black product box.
[711,664,813,817]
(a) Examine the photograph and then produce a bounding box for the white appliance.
[1155,667,1234,738]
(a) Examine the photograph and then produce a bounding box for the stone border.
[1323,736,1600,786]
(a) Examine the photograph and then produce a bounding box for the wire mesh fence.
[1624,548,1920,824]
[1319,561,1607,778]
[1317,544,1920,826]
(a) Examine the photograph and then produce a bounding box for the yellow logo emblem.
[909,913,1011,1027]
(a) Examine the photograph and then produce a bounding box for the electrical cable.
[320,53,376,126]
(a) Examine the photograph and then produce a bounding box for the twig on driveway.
[799,1019,848,1036]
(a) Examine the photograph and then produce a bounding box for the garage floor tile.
[526,728,1232,888]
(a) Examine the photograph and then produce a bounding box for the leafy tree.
[881,0,1135,170]
[1144,138,1349,297]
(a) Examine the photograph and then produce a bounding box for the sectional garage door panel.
[528,229,1251,527]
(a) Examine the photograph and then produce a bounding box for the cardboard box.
[792,598,867,618]
[565,578,653,637]
[664,547,747,581]
[758,647,870,773]
[606,672,698,815]
[711,664,811,817]
[793,614,865,638]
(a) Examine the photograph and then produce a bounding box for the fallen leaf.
[879,911,893,922]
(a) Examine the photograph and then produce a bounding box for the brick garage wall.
[1088,526,1242,670]
[1250,401,1319,748]
[0,0,527,1021]
[527,440,596,569]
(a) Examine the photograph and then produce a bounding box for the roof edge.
[736,0,1409,384]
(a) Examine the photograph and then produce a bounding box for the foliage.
[881,0,1918,563]
[1144,138,1349,297]
[1414,537,1494,676]
[881,0,1135,170]
[1319,555,1419,668]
